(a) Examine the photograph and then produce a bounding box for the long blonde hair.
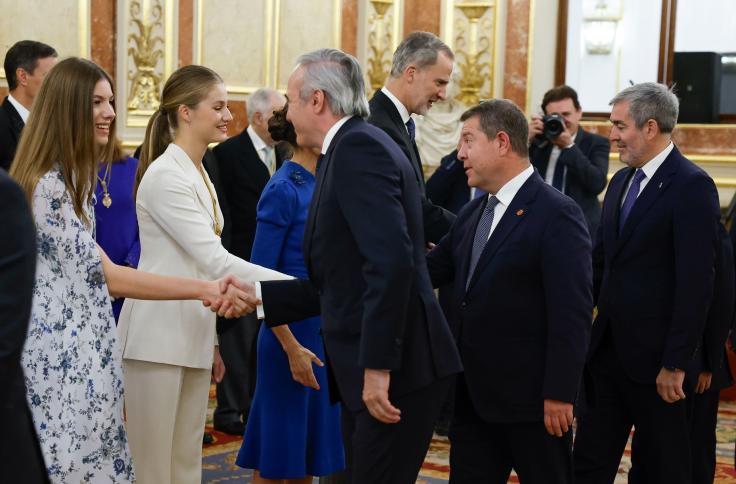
[135,64,223,196]
[10,57,115,226]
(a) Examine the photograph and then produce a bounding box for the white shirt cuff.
[255,281,265,320]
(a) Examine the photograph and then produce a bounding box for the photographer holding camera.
[529,85,610,235]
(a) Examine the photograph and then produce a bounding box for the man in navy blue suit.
[253,48,462,484]
[573,83,721,484]
[426,99,593,483]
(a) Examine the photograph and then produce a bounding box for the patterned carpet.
[202,385,736,483]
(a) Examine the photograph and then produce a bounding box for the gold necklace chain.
[97,162,112,208]
[196,163,222,237]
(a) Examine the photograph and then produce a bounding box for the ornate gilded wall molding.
[127,0,164,114]
[365,0,400,95]
[117,0,176,130]
[451,1,496,106]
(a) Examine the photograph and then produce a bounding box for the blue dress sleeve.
[250,179,298,271]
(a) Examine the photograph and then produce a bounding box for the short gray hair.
[295,49,369,118]
[389,31,454,78]
[609,82,679,133]
[247,88,284,124]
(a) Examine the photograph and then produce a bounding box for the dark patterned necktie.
[467,196,500,288]
[619,169,646,233]
[406,118,416,142]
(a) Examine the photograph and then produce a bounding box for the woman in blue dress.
[237,104,344,482]
[94,139,140,322]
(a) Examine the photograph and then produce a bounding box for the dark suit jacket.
[529,128,610,236]
[590,146,720,383]
[426,150,471,215]
[260,117,462,411]
[427,171,592,422]
[696,222,735,390]
[0,97,25,171]
[368,89,455,243]
[0,172,49,483]
[211,130,282,260]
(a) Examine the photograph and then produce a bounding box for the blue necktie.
[619,169,646,233]
[467,196,500,288]
[406,118,416,142]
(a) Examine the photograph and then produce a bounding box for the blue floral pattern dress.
[22,168,134,483]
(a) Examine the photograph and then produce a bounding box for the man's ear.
[643,119,660,140]
[15,67,28,87]
[311,89,326,114]
[405,65,417,83]
[497,131,512,155]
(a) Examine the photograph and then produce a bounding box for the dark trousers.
[573,342,691,484]
[214,313,259,426]
[0,401,49,484]
[449,377,572,484]
[340,376,451,484]
[688,387,721,484]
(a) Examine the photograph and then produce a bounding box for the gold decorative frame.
[194,0,342,96]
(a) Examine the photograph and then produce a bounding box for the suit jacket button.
[395,338,402,346]
[461,301,467,308]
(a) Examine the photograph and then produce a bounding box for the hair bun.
[267,104,297,146]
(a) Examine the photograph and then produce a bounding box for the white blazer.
[117,143,291,369]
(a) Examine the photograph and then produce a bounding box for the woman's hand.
[285,344,324,390]
[212,346,226,383]
[202,275,260,318]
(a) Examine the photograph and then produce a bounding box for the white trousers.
[123,359,211,484]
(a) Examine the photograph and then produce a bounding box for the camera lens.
[543,114,565,139]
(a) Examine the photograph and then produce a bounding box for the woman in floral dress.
[9,57,254,484]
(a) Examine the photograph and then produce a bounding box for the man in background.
[528,85,609,236]
[0,40,57,171]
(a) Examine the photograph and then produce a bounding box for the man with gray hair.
[369,31,457,243]
[210,87,286,436]
[573,82,721,483]
[253,48,462,483]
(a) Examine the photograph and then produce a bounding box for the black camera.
[542,113,565,139]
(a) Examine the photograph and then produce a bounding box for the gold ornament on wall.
[127,0,164,113]
[454,1,495,106]
[366,0,395,96]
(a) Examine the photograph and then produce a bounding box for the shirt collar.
[380,86,411,125]
[246,125,269,153]
[490,164,535,207]
[7,93,29,123]
[321,115,353,155]
[639,141,674,180]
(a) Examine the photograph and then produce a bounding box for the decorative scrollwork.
[127,0,164,113]
[366,0,394,96]
[454,2,495,106]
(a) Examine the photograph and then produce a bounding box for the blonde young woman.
[118,65,293,484]
[10,57,253,484]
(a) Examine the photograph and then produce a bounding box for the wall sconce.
[583,0,621,55]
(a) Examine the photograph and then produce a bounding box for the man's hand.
[656,367,686,403]
[212,346,226,383]
[695,371,713,394]
[543,399,573,437]
[202,275,260,318]
[528,115,544,142]
[285,344,324,390]
[362,369,401,424]
[551,124,574,149]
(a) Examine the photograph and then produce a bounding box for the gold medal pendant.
[102,193,112,208]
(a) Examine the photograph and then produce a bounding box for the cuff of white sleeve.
[255,281,265,320]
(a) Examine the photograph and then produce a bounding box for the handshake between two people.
[201,275,258,319]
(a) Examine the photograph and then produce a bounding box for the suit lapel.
[457,197,487,287]
[372,91,425,184]
[465,172,540,292]
[303,118,360,279]
[2,97,24,141]
[169,145,219,226]
[604,168,631,247]
[614,149,680,255]
[237,130,271,188]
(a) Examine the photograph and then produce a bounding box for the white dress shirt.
[246,125,274,173]
[620,141,674,205]
[543,130,578,192]
[380,86,413,136]
[7,93,29,123]
[485,165,535,240]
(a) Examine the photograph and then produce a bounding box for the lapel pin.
[658,182,663,188]
[516,209,524,216]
